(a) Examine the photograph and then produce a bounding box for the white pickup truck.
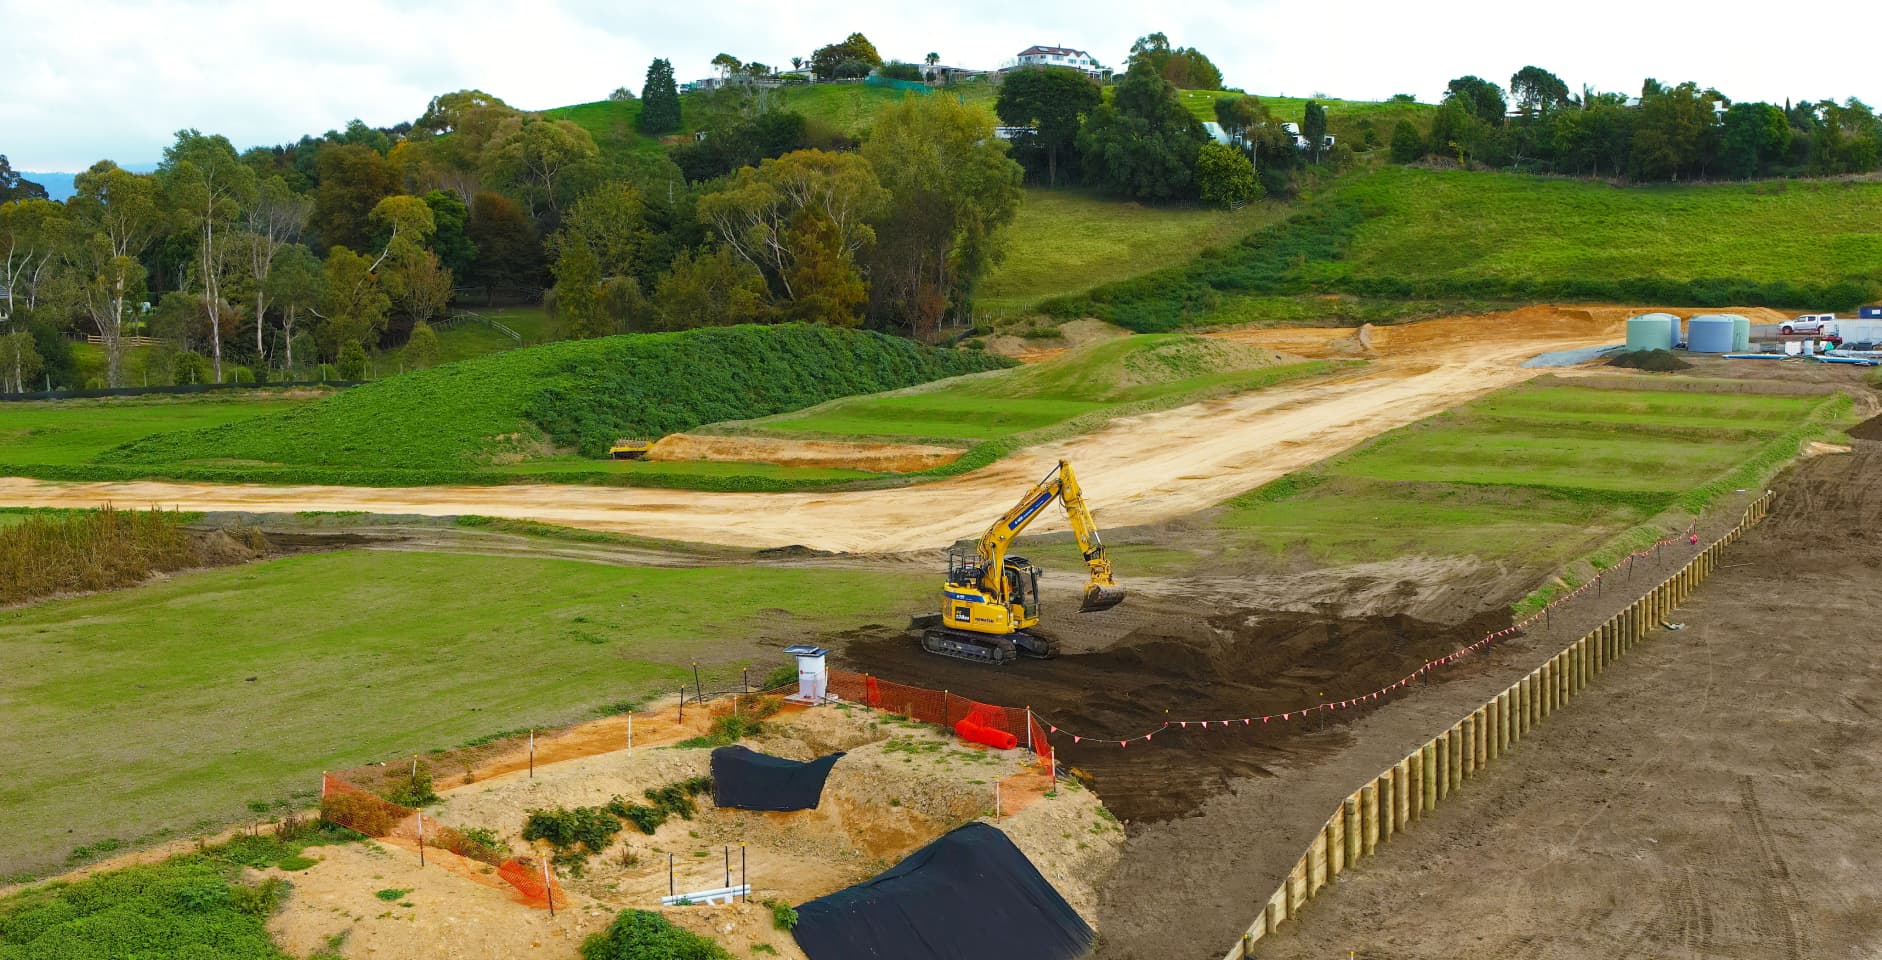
[1781,313,1837,336]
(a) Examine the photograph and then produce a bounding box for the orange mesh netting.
[320,774,566,908]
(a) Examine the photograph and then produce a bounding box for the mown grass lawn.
[0,396,306,466]
[0,550,928,879]
[1214,380,1835,567]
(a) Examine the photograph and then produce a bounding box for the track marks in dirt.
[1737,777,1809,960]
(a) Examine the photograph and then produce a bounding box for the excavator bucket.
[1080,582,1126,613]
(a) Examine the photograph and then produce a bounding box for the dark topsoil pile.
[835,599,1513,824]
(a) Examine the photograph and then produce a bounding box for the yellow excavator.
[918,460,1125,663]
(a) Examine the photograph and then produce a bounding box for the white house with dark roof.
[1000,45,1106,79]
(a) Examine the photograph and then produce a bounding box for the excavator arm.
[972,460,1125,613]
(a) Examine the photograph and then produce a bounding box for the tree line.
[1393,66,1882,181]
[996,35,1311,209]
[0,38,1028,390]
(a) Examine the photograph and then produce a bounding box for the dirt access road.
[1244,443,1882,960]
[0,306,1712,553]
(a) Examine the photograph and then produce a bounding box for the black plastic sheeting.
[710,746,844,812]
[793,822,1094,960]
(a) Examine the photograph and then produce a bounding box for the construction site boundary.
[1222,489,1776,959]
[315,671,1054,908]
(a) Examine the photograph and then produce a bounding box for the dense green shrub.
[382,762,439,807]
[0,856,291,959]
[604,776,715,835]
[580,909,732,960]
[103,324,1011,469]
[522,806,622,854]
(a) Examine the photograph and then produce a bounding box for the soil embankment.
[645,433,964,473]
[1248,441,1882,960]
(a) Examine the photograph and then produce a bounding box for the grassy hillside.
[1176,90,1437,143]
[977,188,1289,312]
[93,325,1009,479]
[743,334,1345,443]
[1046,166,1882,331]
[0,549,927,878]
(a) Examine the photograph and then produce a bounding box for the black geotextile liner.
[710,745,845,812]
[792,822,1094,960]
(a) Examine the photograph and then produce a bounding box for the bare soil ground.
[0,306,1652,552]
[646,433,965,473]
[269,702,1120,960]
[1248,441,1882,960]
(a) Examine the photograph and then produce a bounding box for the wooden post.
[1489,694,1504,761]
[1361,782,1380,856]
[1376,772,1393,843]
[1308,828,1329,894]
[1326,814,1344,878]
[1421,741,1438,813]
[1344,795,1362,863]
[1434,734,1450,801]
[1475,706,1489,768]
[1461,713,1477,779]
[1395,757,1413,830]
[1287,857,1308,915]
[1447,725,1464,793]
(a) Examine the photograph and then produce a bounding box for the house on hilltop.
[999,44,1107,80]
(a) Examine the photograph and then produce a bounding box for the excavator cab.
[921,461,1124,664]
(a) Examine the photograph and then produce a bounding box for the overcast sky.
[4,0,1877,171]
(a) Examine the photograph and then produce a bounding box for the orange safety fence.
[824,670,1056,788]
[320,774,566,909]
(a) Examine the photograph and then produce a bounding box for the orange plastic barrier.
[320,774,565,909]
[955,718,1019,750]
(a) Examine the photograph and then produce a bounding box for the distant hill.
[20,163,158,202]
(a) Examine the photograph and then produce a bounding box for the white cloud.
[3,0,1875,171]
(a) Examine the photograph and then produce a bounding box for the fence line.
[1223,490,1775,959]
[315,670,1055,906]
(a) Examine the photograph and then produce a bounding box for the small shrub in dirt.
[229,876,289,917]
[1608,348,1692,372]
[767,899,799,930]
[453,826,511,860]
[382,762,440,807]
[318,792,398,838]
[581,909,733,960]
[523,806,622,854]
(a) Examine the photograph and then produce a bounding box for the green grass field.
[1333,168,1882,291]
[1215,380,1841,570]
[1049,165,1882,331]
[977,188,1288,312]
[747,334,1341,443]
[0,396,306,466]
[1175,90,1436,145]
[0,549,928,879]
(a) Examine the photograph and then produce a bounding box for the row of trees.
[546,93,1021,340]
[1396,66,1882,181]
[996,57,1306,206]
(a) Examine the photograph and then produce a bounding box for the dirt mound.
[1607,348,1693,371]
[983,319,1131,361]
[1847,413,1882,442]
[834,602,1513,825]
[647,433,963,473]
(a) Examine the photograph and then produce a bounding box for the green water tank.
[1625,313,1679,352]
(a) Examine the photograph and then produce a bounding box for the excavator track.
[921,628,1018,664]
